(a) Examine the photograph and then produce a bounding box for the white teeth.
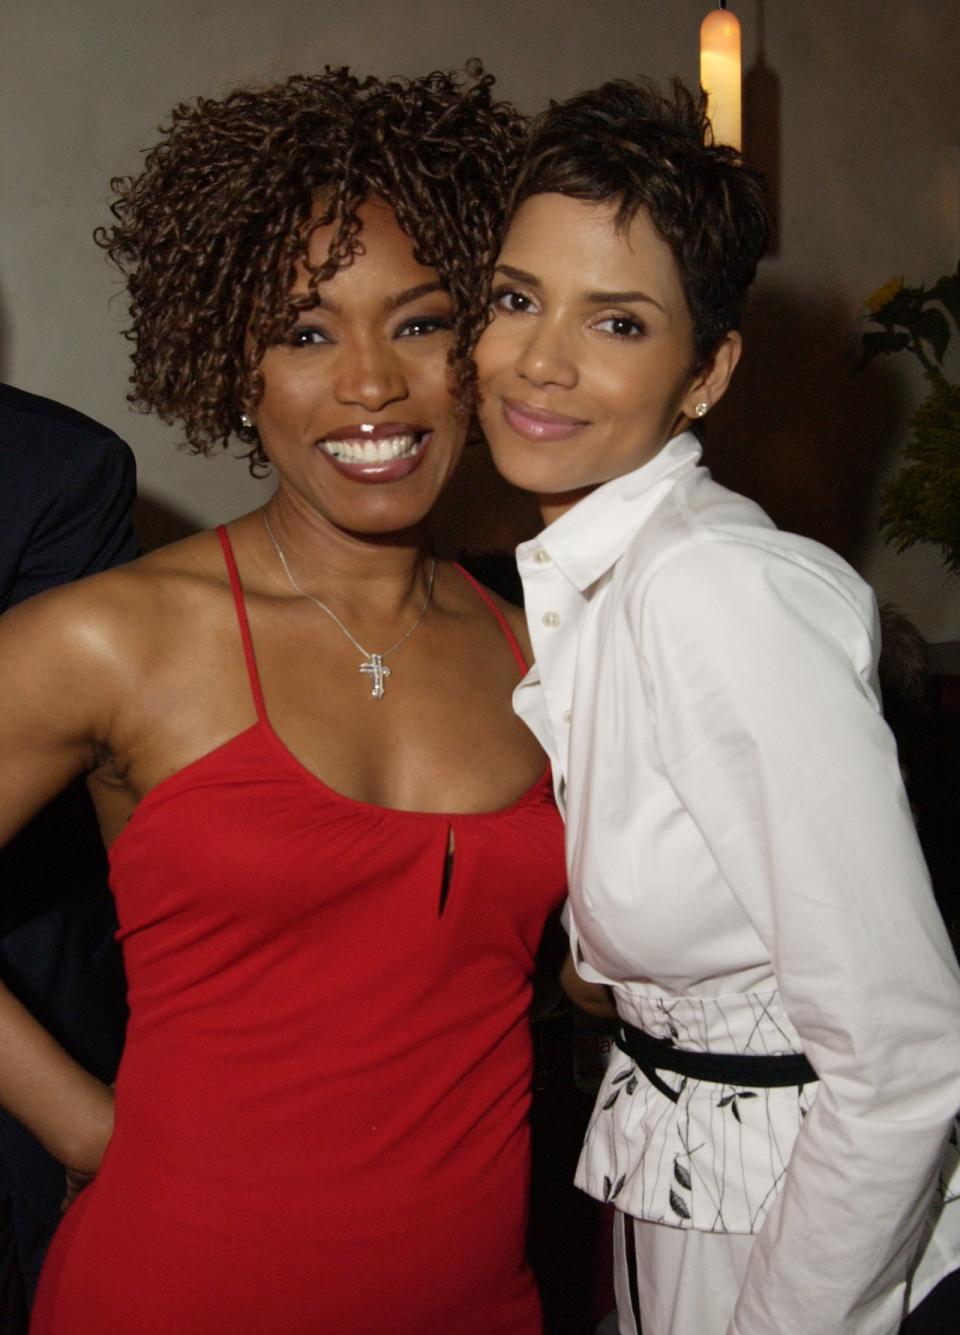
[321,432,420,463]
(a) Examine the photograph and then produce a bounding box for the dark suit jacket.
[0,386,137,1298]
[0,384,137,612]
[0,385,137,954]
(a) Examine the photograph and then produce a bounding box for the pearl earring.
[240,412,254,430]
[694,402,709,418]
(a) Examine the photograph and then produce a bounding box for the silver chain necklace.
[262,510,436,700]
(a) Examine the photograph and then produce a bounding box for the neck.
[537,485,597,526]
[260,492,434,617]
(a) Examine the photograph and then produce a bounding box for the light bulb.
[700,6,742,150]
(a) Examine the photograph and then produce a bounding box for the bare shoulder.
[118,528,230,600]
[0,529,228,676]
[442,562,533,662]
[0,528,246,835]
[494,595,533,662]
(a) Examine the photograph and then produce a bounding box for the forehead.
[295,200,440,296]
[502,193,683,300]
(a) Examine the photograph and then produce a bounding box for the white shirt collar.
[516,432,702,593]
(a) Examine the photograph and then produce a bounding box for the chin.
[483,437,536,489]
[323,488,435,536]
[485,445,562,500]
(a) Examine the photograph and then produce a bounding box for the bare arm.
[0,587,105,842]
[0,988,114,1172]
[560,948,618,1019]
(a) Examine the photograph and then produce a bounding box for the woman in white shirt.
[475,77,960,1335]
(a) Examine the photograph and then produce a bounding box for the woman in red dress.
[0,67,565,1333]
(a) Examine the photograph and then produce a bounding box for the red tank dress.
[31,529,566,1334]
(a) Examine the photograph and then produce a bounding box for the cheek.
[258,359,320,422]
[419,363,460,425]
[473,322,513,384]
[592,349,682,424]
[445,433,468,476]
[583,359,645,421]
[473,338,492,384]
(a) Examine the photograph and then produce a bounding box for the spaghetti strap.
[454,562,529,675]
[216,525,267,722]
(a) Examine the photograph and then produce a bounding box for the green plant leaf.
[914,307,952,363]
[880,376,960,575]
[930,270,960,335]
[856,329,911,371]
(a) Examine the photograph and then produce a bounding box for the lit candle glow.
[700,5,742,150]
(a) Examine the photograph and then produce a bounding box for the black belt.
[615,1020,817,1103]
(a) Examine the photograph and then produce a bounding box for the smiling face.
[253,201,465,536]
[475,193,740,520]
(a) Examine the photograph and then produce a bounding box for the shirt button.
[533,548,551,565]
[562,708,572,725]
[542,611,561,628]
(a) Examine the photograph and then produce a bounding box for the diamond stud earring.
[240,412,254,429]
[694,402,709,418]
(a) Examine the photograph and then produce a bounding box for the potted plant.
[859,264,960,575]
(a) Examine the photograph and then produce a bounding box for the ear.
[680,330,742,420]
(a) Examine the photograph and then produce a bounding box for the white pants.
[612,1207,960,1335]
[613,1212,755,1335]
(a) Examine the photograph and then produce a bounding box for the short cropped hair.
[511,79,770,368]
[97,65,526,469]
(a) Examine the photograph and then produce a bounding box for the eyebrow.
[584,288,665,312]
[495,264,541,288]
[300,281,447,315]
[384,281,446,312]
[495,263,665,313]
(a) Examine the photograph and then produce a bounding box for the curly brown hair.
[98,64,526,470]
[511,78,770,369]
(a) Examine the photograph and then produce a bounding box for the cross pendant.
[359,653,391,700]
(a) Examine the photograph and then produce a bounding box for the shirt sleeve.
[633,537,960,1335]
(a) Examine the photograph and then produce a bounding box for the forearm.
[0,981,114,1172]
[560,948,618,1019]
[725,782,960,1330]
[730,800,960,1331]
[730,1080,959,1334]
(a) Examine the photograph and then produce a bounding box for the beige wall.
[2,0,958,639]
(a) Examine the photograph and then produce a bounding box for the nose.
[333,338,408,411]
[515,317,578,390]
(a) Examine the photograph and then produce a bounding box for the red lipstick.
[315,423,432,484]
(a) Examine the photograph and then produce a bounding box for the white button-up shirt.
[514,433,960,1334]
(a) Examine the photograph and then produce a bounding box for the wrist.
[51,1080,115,1174]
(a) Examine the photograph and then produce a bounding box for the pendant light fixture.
[700,1,742,150]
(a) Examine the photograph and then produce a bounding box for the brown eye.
[397,316,450,338]
[596,316,645,338]
[492,288,535,314]
[286,326,330,347]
